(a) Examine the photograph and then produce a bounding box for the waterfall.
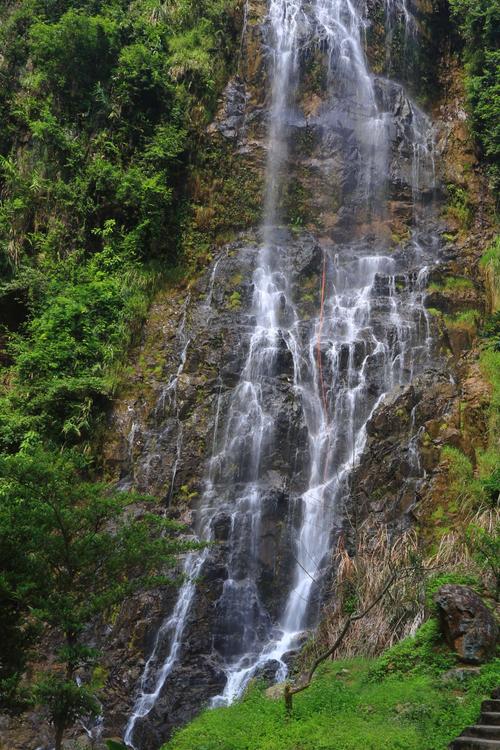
[123,0,440,745]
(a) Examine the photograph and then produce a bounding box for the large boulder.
[435,584,498,664]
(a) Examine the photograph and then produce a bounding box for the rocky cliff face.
[92,2,495,748]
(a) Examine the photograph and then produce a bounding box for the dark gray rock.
[253,659,282,684]
[435,585,498,664]
[349,369,456,534]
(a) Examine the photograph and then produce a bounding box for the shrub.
[449,0,500,198]
[440,446,485,510]
[428,277,475,293]
[367,619,456,681]
[0,0,241,448]
[446,184,474,228]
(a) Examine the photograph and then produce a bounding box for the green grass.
[481,236,500,276]
[444,309,481,331]
[481,348,500,408]
[445,184,474,230]
[481,237,500,313]
[428,277,475,294]
[480,347,500,457]
[479,236,500,462]
[227,291,242,309]
[438,445,485,516]
[164,625,500,750]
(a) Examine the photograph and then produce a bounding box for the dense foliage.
[0,0,241,450]
[0,0,240,740]
[449,0,500,199]
[0,447,200,748]
[477,236,500,565]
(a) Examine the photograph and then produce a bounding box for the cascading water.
[123,0,442,746]
[211,0,437,704]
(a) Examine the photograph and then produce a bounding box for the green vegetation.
[481,236,500,313]
[477,337,500,525]
[429,230,500,588]
[425,572,483,607]
[0,255,153,451]
[426,307,443,317]
[0,0,240,738]
[436,444,498,527]
[427,446,484,542]
[0,0,498,746]
[449,0,500,199]
[227,290,242,309]
[0,0,241,452]
[428,276,475,293]
[467,525,500,601]
[186,140,262,251]
[480,346,500,408]
[367,620,455,681]
[476,237,500,513]
[0,447,200,749]
[444,308,481,333]
[283,177,317,228]
[164,621,500,750]
[482,236,500,279]
[445,183,474,229]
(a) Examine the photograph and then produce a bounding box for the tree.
[0,447,200,750]
[282,560,431,715]
[29,10,119,117]
[0,536,36,712]
[284,570,400,714]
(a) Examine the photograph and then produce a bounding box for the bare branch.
[283,563,434,714]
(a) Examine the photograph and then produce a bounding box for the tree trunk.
[54,723,65,750]
[284,683,293,717]
[282,568,422,715]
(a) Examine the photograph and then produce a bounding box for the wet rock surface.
[48,4,492,750]
[98,224,450,746]
[435,585,499,665]
[349,369,458,535]
[99,233,333,742]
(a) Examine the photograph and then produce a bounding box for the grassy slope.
[164,623,500,750]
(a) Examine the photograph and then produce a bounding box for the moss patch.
[428,277,475,294]
[445,309,481,333]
